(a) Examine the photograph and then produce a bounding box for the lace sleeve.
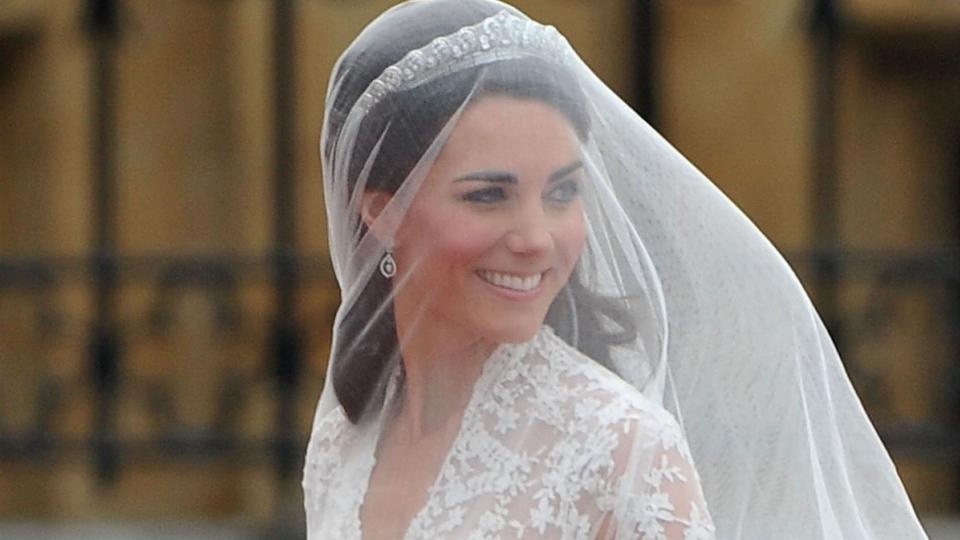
[595,412,716,540]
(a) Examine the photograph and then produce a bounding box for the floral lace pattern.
[303,327,715,539]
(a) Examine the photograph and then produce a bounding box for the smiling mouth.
[476,270,544,292]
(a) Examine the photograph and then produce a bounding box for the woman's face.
[387,95,587,345]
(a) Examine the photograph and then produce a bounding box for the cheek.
[556,211,587,269]
[396,206,502,269]
[433,222,501,266]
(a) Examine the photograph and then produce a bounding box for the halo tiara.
[354,10,573,114]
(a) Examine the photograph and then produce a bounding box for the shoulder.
[302,404,377,536]
[483,327,689,472]
[520,331,715,535]
[491,328,714,534]
[305,404,352,459]
[302,404,354,498]
[516,326,684,445]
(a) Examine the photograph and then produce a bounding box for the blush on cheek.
[421,208,501,264]
[399,200,500,258]
[560,218,587,267]
[431,219,503,264]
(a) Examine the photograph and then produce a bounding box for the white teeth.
[478,270,542,292]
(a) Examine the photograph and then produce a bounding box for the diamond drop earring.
[379,249,397,278]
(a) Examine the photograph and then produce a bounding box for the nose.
[505,202,553,255]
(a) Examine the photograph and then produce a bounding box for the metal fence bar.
[633,0,659,128]
[85,0,122,486]
[810,0,843,346]
[269,0,304,483]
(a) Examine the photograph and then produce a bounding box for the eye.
[462,186,507,204]
[545,179,580,204]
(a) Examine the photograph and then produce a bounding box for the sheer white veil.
[307,0,928,537]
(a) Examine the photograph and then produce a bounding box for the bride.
[303,1,928,538]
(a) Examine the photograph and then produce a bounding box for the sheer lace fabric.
[304,327,715,539]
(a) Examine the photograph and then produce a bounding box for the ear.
[360,190,393,242]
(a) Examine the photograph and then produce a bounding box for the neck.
[391,300,496,441]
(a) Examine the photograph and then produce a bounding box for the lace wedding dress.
[304,326,715,539]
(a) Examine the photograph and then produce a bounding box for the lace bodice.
[303,327,715,539]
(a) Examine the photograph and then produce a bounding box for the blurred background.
[0,0,958,538]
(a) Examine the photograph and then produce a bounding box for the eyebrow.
[454,160,584,184]
[549,160,584,182]
[454,170,517,184]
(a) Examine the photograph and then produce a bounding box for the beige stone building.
[1,0,957,532]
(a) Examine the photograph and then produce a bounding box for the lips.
[476,269,543,292]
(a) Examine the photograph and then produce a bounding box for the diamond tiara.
[354,10,573,114]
